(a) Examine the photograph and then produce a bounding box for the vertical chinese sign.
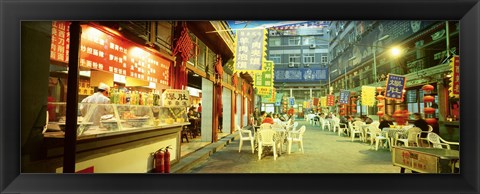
[254,60,274,96]
[339,90,350,104]
[233,29,267,73]
[50,21,71,63]
[327,95,335,106]
[320,97,327,107]
[449,55,460,98]
[385,74,406,101]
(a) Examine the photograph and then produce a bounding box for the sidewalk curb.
[171,133,238,173]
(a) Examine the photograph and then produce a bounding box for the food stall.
[41,22,191,173]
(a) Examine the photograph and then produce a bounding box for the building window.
[155,21,173,50]
[288,37,301,45]
[303,53,315,64]
[302,36,315,45]
[321,56,328,64]
[269,37,281,46]
[269,54,281,64]
[289,54,301,65]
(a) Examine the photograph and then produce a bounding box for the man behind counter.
[80,83,111,126]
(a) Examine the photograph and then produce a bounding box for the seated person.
[378,115,394,129]
[273,114,282,123]
[187,109,197,119]
[262,114,275,124]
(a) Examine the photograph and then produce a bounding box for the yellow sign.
[320,97,327,107]
[361,86,376,106]
[256,87,272,96]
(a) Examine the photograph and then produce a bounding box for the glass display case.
[46,102,188,137]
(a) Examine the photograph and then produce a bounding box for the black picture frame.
[1,0,479,193]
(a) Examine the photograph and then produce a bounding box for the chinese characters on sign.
[385,74,406,101]
[254,61,274,88]
[327,95,335,106]
[161,89,191,107]
[256,87,272,96]
[234,29,266,72]
[274,68,328,82]
[50,21,71,63]
[361,86,376,106]
[452,55,460,96]
[339,90,350,105]
[393,148,438,173]
[49,22,171,86]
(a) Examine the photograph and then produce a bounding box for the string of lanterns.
[422,84,437,125]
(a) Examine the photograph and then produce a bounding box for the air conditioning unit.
[288,63,296,68]
[309,44,316,49]
[304,64,310,67]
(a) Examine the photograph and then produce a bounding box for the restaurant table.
[254,127,287,156]
[382,125,413,148]
[392,146,459,173]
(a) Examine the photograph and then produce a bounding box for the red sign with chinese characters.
[49,22,171,86]
[50,21,71,63]
[453,55,460,95]
[327,95,335,106]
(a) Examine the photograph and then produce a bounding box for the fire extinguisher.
[164,145,172,173]
[154,148,165,173]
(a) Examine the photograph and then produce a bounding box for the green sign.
[254,60,274,88]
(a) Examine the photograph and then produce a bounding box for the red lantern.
[377,111,384,116]
[377,103,384,108]
[376,95,385,100]
[423,95,435,103]
[422,84,434,92]
[351,103,357,107]
[352,109,357,113]
[425,118,437,125]
[340,107,346,111]
[351,97,357,102]
[424,107,436,114]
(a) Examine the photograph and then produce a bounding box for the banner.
[361,86,376,106]
[256,87,272,96]
[327,95,335,106]
[254,60,274,88]
[385,74,406,101]
[233,29,267,73]
[339,90,350,105]
[274,68,328,82]
[320,97,327,107]
[313,98,319,106]
[449,55,460,98]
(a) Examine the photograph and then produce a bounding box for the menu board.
[50,21,71,63]
[50,22,171,86]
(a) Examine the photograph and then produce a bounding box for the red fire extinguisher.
[164,145,172,173]
[154,148,165,173]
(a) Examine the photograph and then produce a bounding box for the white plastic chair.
[417,125,434,147]
[320,117,330,131]
[350,121,364,142]
[331,117,341,133]
[365,121,380,142]
[395,127,422,147]
[257,129,278,160]
[236,125,254,153]
[287,125,306,154]
[427,132,459,150]
[368,126,388,150]
[338,122,349,136]
[259,123,272,131]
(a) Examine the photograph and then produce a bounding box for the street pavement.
[188,120,401,173]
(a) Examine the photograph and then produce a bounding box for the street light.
[373,35,390,83]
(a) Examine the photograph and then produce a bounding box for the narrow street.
[188,120,400,173]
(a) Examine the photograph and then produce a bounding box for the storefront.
[22,21,196,173]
